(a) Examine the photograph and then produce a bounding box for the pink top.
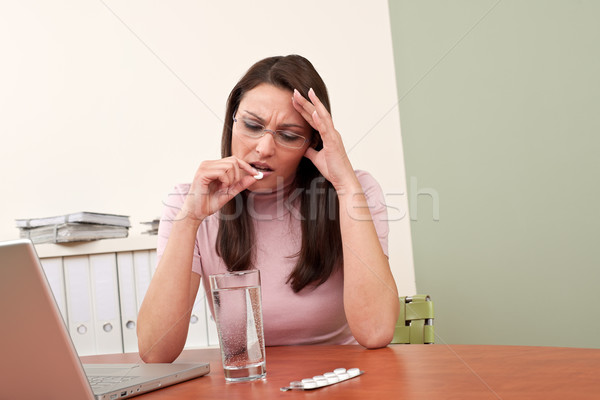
[157,170,389,346]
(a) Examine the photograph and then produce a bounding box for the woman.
[137,55,399,363]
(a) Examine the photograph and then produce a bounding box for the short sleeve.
[156,184,203,275]
[355,170,389,257]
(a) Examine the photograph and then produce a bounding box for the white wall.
[0,1,416,295]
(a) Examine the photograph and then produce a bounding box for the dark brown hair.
[217,55,343,292]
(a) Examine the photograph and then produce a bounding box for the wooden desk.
[82,345,600,399]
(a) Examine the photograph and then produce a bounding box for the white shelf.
[34,235,157,258]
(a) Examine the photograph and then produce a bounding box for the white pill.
[347,368,361,377]
[253,171,264,180]
[301,379,317,389]
[314,378,329,387]
[313,375,326,380]
[323,372,337,378]
[326,376,340,384]
[334,368,347,375]
[337,372,350,380]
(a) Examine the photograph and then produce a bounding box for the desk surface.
[82,344,600,400]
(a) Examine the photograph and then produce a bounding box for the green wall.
[388,0,600,348]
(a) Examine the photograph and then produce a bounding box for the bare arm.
[137,158,259,362]
[337,184,399,348]
[293,89,399,348]
[137,215,202,363]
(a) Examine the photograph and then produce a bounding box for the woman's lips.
[250,162,273,173]
[254,169,273,178]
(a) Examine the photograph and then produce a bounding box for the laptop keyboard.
[88,375,140,391]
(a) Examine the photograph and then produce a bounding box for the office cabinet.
[36,237,217,356]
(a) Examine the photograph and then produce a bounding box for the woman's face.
[231,83,312,191]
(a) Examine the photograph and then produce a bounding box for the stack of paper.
[16,212,131,244]
[140,218,160,235]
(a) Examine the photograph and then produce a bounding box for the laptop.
[0,239,210,400]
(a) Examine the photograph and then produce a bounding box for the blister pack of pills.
[280,367,363,391]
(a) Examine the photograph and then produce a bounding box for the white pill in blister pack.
[280,367,364,391]
[301,379,317,389]
[323,372,340,384]
[337,372,350,380]
[314,378,329,387]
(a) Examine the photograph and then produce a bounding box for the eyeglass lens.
[234,117,307,149]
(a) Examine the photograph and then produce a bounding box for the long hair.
[217,55,343,293]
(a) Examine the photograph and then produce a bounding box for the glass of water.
[209,270,266,382]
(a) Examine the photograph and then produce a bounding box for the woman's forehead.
[238,84,308,127]
[239,84,292,112]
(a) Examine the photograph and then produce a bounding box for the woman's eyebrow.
[279,122,305,129]
[242,110,305,130]
[242,110,265,123]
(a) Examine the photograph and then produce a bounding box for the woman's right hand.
[178,156,259,223]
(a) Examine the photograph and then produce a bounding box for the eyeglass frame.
[232,115,310,149]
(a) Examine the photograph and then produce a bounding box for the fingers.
[196,157,259,190]
[311,110,325,134]
[199,159,237,188]
[228,174,259,197]
[292,89,318,130]
[303,146,319,163]
[236,158,260,178]
[307,88,335,133]
[184,156,263,220]
[292,88,336,137]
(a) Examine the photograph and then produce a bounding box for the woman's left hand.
[292,88,359,192]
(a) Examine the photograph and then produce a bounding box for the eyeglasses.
[233,116,309,149]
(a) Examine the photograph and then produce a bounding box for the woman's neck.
[245,176,298,220]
